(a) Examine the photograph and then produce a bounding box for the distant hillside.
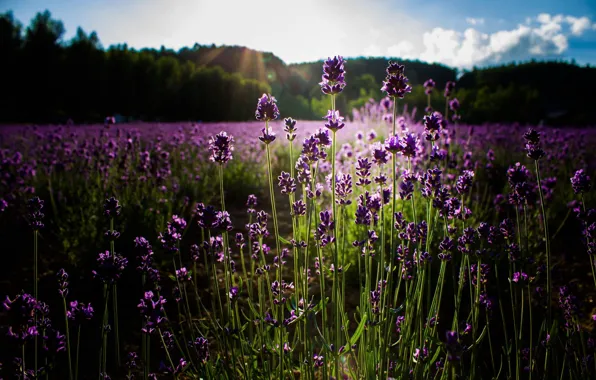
[1,10,596,125]
[456,61,596,125]
[149,45,458,113]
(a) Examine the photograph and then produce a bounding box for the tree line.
[1,10,595,125]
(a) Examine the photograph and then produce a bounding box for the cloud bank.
[390,13,596,68]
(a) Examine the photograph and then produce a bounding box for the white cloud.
[387,41,417,59]
[565,16,592,36]
[465,17,485,26]
[363,44,382,57]
[414,13,594,68]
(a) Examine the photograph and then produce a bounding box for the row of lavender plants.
[1,57,596,380]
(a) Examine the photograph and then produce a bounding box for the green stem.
[63,297,73,380]
[264,131,283,379]
[158,328,177,379]
[34,230,38,378]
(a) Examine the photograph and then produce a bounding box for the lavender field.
[1,58,596,380]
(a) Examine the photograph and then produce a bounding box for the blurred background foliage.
[1,10,596,125]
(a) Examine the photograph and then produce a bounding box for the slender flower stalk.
[58,269,73,380]
[256,93,284,378]
[27,197,44,377]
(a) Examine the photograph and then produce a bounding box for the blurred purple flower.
[571,169,591,194]
[424,78,435,95]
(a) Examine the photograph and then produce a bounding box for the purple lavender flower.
[159,224,182,254]
[385,135,400,154]
[356,157,372,187]
[396,315,406,333]
[229,286,239,301]
[4,293,42,342]
[559,285,579,332]
[444,81,456,98]
[313,354,325,368]
[381,61,412,98]
[278,171,296,194]
[176,267,192,282]
[246,195,258,214]
[215,211,233,232]
[258,127,276,144]
[355,204,371,225]
[104,197,121,218]
[524,128,540,144]
[170,215,187,231]
[27,196,45,230]
[284,117,297,141]
[423,112,444,141]
[456,170,475,194]
[424,78,435,95]
[399,133,418,157]
[313,128,331,147]
[507,162,532,204]
[255,93,280,121]
[67,301,94,324]
[523,128,545,160]
[324,110,345,132]
[399,177,414,200]
[92,251,128,284]
[301,136,321,164]
[413,346,429,363]
[372,142,389,165]
[335,173,353,205]
[191,337,210,363]
[571,169,591,194]
[195,204,217,229]
[445,331,462,361]
[319,56,346,95]
[138,291,167,334]
[292,200,306,216]
[381,96,393,110]
[386,61,405,76]
[126,352,138,371]
[104,116,116,128]
[449,98,460,112]
[57,268,69,297]
[208,131,234,164]
[315,210,335,247]
[512,272,528,284]
[44,328,67,354]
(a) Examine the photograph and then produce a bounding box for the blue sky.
[2,0,596,68]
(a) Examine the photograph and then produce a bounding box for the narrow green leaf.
[350,313,367,345]
[278,236,292,245]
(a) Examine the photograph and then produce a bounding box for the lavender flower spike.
[571,169,591,194]
[208,131,235,164]
[255,93,280,121]
[324,110,345,132]
[319,56,346,95]
[259,127,276,144]
[381,61,412,99]
[284,117,297,141]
